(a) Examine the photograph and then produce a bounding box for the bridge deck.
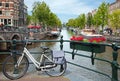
[0,63,94,81]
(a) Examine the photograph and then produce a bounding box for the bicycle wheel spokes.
[2,55,29,80]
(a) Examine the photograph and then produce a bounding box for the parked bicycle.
[2,40,67,80]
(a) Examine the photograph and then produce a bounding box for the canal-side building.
[90,0,120,15]
[23,4,28,26]
[109,0,120,13]
[87,0,120,31]
[0,0,27,27]
[18,0,27,26]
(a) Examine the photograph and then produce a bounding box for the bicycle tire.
[45,58,67,76]
[2,54,29,80]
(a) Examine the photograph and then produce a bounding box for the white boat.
[51,30,60,37]
[80,29,103,38]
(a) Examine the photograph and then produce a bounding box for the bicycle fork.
[12,53,24,74]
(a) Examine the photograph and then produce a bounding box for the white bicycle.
[2,40,67,80]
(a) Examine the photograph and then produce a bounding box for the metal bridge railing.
[0,36,120,81]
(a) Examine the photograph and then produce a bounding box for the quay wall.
[0,36,7,50]
[0,32,47,50]
[33,32,46,40]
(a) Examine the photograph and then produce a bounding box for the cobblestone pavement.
[0,71,69,81]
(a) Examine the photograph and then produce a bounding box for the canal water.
[0,27,120,81]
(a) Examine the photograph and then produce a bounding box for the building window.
[1,19,3,22]
[5,3,9,7]
[5,11,10,16]
[8,19,11,24]
[0,11,2,15]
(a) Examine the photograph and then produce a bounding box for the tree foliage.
[79,14,86,29]
[66,19,75,27]
[93,11,101,28]
[109,9,120,30]
[86,13,93,28]
[32,1,61,27]
[95,2,109,31]
[26,14,31,25]
[32,1,50,25]
[66,14,86,29]
[47,12,62,27]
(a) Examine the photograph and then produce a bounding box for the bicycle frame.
[18,47,54,69]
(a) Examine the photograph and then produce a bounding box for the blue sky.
[25,0,115,23]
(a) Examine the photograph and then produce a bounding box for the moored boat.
[80,29,103,39]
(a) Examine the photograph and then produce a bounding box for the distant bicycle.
[2,40,67,80]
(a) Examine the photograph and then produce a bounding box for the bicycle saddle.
[41,46,49,50]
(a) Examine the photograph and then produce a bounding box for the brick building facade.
[0,0,27,27]
[109,0,120,13]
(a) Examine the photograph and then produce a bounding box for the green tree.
[96,2,109,31]
[32,1,61,28]
[79,14,86,29]
[109,9,120,35]
[66,19,76,27]
[93,12,101,28]
[56,18,62,27]
[67,14,86,29]
[86,13,93,28]
[47,12,62,27]
[75,16,81,28]
[32,1,50,26]
[26,14,31,25]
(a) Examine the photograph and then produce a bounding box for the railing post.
[59,36,64,71]
[12,39,19,74]
[60,36,63,50]
[12,39,17,50]
[111,43,119,81]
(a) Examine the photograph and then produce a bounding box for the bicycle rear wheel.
[45,58,67,76]
[2,55,29,80]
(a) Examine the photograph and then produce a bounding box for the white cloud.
[44,0,94,15]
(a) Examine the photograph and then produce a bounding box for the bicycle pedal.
[36,67,41,71]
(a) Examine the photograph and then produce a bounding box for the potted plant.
[70,36,106,53]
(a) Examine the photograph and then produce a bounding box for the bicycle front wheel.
[2,55,29,80]
[45,58,67,76]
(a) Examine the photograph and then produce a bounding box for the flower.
[70,35,106,43]
[70,36,84,41]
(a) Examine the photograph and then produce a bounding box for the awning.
[28,25,41,29]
